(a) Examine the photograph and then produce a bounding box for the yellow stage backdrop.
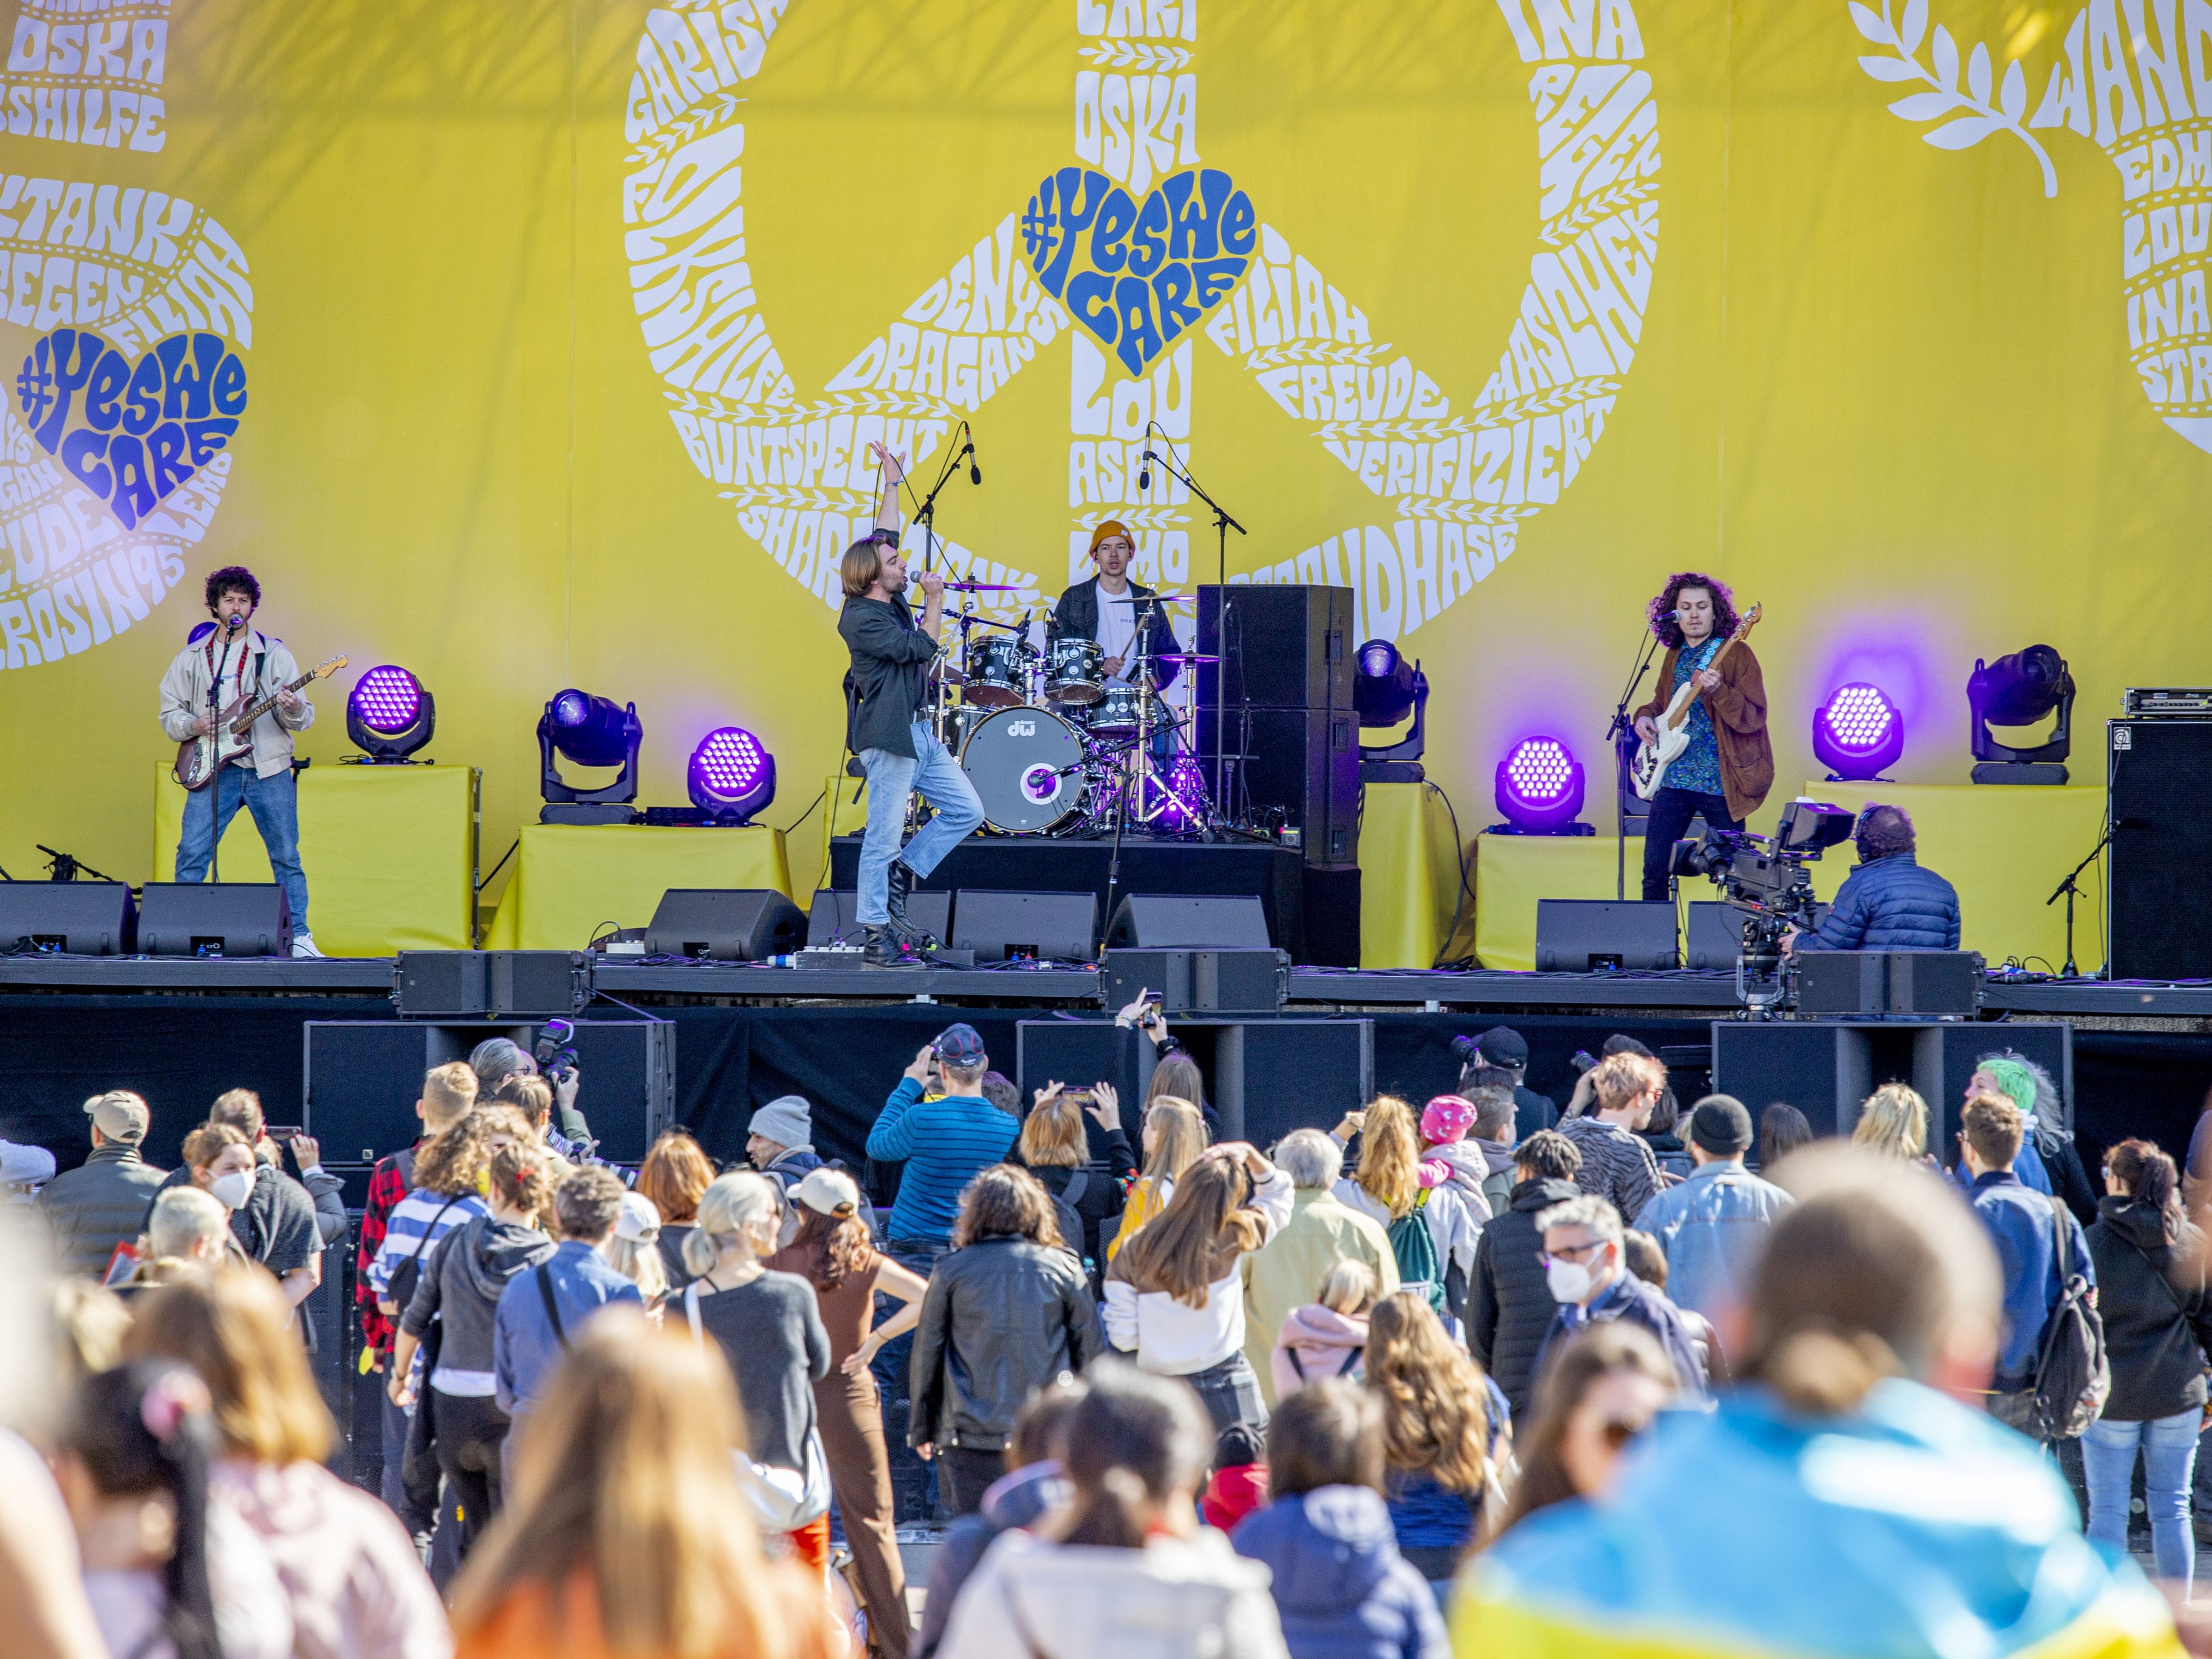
[0,0,2202,961]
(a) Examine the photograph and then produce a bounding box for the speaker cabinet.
[2110,718,2212,978]
[950,889,1097,962]
[646,889,806,961]
[0,882,136,955]
[807,889,952,947]
[1684,903,1741,971]
[1104,894,1272,949]
[1199,705,1360,866]
[1795,951,1982,1015]
[1101,948,1289,1014]
[138,883,290,957]
[395,952,488,1016]
[1196,585,1355,711]
[1534,900,1677,971]
[489,952,592,1017]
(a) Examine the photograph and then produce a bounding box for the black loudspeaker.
[1684,903,1741,971]
[394,952,489,1017]
[951,890,1097,962]
[490,951,592,1017]
[1534,900,1677,971]
[1105,894,1272,948]
[1101,948,1289,1014]
[1014,1021,1154,1152]
[1226,1020,1375,1148]
[807,889,952,947]
[645,889,806,961]
[138,883,290,957]
[1197,585,1355,711]
[2110,719,2212,977]
[0,882,136,954]
[1795,951,1982,1015]
[1200,705,1360,866]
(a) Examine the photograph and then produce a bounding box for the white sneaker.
[290,931,324,959]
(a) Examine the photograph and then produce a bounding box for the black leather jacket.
[1051,576,1180,688]
[909,1235,1104,1451]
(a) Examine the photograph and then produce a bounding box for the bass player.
[1630,572,1774,903]
[159,565,321,957]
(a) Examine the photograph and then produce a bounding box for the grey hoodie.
[401,1215,555,1379]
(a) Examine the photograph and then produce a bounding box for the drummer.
[1050,520,1182,690]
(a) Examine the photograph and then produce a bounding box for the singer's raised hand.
[869,440,908,484]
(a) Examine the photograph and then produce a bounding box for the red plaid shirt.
[356,1144,422,1355]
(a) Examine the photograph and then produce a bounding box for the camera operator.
[1784,805,1960,955]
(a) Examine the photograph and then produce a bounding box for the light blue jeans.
[2083,1408,2200,1585]
[177,762,309,931]
[856,720,983,926]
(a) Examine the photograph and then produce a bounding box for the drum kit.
[929,581,1220,837]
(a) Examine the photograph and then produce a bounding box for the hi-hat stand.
[1138,437,1248,826]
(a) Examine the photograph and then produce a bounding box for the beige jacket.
[159,628,317,779]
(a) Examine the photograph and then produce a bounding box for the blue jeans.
[177,762,309,932]
[2084,1409,2200,1584]
[857,720,983,926]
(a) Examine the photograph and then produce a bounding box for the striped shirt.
[865,1079,1019,1243]
[366,1188,487,1296]
[1558,1115,1663,1225]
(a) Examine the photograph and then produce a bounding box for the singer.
[837,442,984,965]
[1629,572,1773,902]
[157,566,323,957]
[1050,520,1180,689]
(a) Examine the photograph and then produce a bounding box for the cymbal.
[1152,652,1222,664]
[943,581,1021,592]
[1137,593,1197,603]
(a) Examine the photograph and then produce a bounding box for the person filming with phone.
[865,1022,1020,1271]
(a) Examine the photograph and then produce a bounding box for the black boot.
[886,860,936,949]
[860,925,904,966]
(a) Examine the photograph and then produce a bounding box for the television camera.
[1668,798,1858,1013]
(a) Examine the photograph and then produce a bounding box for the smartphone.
[266,1124,304,1143]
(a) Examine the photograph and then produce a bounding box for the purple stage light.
[1495,736,1586,832]
[1813,682,1903,781]
[1148,753,1210,831]
[345,665,434,761]
[687,726,776,821]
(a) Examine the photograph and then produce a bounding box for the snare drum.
[945,701,990,754]
[1044,637,1105,705]
[961,706,1087,833]
[1085,683,1144,736]
[961,634,1028,708]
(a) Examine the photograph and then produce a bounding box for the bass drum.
[961,706,1087,833]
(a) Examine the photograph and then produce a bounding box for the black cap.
[1690,1095,1754,1155]
[1476,1026,1528,1067]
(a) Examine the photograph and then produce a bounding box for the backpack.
[2021,1192,2110,1441]
[384,1196,462,1313]
[1386,1192,1445,1314]
[1050,1169,1091,1269]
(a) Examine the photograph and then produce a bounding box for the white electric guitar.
[1630,604,1761,801]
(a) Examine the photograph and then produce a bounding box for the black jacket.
[1468,1176,1583,1417]
[2038,1129,2100,1228]
[1051,576,1180,688]
[35,1144,168,1279]
[909,1236,1103,1451]
[1020,1126,1135,1266]
[1512,1085,1558,1142]
[2084,1198,2212,1421]
[403,1215,555,1380]
[840,593,939,759]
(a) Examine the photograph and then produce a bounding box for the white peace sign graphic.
[621,0,1659,643]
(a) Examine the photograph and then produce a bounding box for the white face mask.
[1546,1256,1595,1305]
[209,1168,255,1211]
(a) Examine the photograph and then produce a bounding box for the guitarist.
[157,566,322,958]
[1631,573,1774,903]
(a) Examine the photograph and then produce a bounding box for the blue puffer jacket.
[1231,1486,1448,1659]
[1804,851,1961,951]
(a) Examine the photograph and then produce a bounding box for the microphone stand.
[2046,820,2112,979]
[1140,440,1246,829]
[904,425,976,767]
[1605,624,1663,901]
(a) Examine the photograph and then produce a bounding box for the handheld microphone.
[1138,450,1155,491]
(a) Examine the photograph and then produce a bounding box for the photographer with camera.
[866,1023,1019,1267]
[1784,804,1960,955]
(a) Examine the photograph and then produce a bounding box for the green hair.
[1979,1057,2039,1121]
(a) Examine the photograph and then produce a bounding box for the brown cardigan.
[1635,641,1775,824]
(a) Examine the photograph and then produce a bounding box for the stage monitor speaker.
[1684,902,1741,971]
[489,951,592,1017]
[646,889,806,961]
[1534,900,1677,971]
[138,882,290,957]
[807,889,952,948]
[1197,585,1355,711]
[951,889,1097,962]
[0,882,136,955]
[1104,894,1272,949]
[1198,705,1360,866]
[1795,951,1983,1015]
[2110,718,2212,977]
[394,952,488,1017]
[1101,947,1288,1014]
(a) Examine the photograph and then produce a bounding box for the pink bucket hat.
[1420,1093,1478,1145]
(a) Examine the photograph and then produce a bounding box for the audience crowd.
[3,1013,2205,1659]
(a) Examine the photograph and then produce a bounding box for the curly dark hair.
[1648,572,1738,650]
[203,566,260,612]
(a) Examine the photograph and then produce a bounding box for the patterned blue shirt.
[1666,637,1725,796]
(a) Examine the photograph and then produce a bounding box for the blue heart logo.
[1022,166,1256,378]
[14,327,248,532]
